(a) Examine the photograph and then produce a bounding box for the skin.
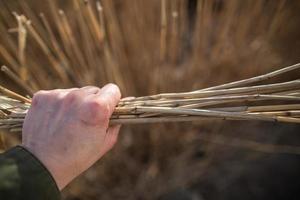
[21,84,121,190]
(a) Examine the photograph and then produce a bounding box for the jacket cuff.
[0,146,60,200]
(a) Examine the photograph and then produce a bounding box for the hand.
[21,84,121,190]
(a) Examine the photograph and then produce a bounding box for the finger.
[93,83,121,116]
[34,88,79,94]
[37,88,79,100]
[51,88,79,93]
[56,88,80,99]
[80,86,101,95]
[63,89,86,107]
[102,125,121,154]
[78,84,121,127]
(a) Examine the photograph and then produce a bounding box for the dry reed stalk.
[1,63,300,132]
[1,65,34,95]
[0,0,120,89]
[0,1,299,199]
[160,0,167,62]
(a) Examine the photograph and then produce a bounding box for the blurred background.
[0,0,300,199]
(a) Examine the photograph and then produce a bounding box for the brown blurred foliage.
[1,0,300,199]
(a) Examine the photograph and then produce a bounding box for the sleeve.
[0,146,60,200]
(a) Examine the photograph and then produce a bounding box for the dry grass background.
[1,0,300,199]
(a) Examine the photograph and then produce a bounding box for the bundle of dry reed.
[1,63,300,132]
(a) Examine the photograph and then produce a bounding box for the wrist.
[20,144,69,190]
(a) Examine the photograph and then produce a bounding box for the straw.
[1,63,300,132]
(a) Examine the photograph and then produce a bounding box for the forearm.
[0,146,60,200]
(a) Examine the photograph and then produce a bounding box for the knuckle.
[47,89,63,99]
[64,90,82,104]
[83,100,110,125]
[32,90,48,106]
[83,85,99,90]
[89,100,110,117]
[33,90,47,98]
[49,93,64,103]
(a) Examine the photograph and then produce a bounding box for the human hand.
[21,84,121,190]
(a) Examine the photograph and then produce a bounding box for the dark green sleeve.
[0,146,60,200]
